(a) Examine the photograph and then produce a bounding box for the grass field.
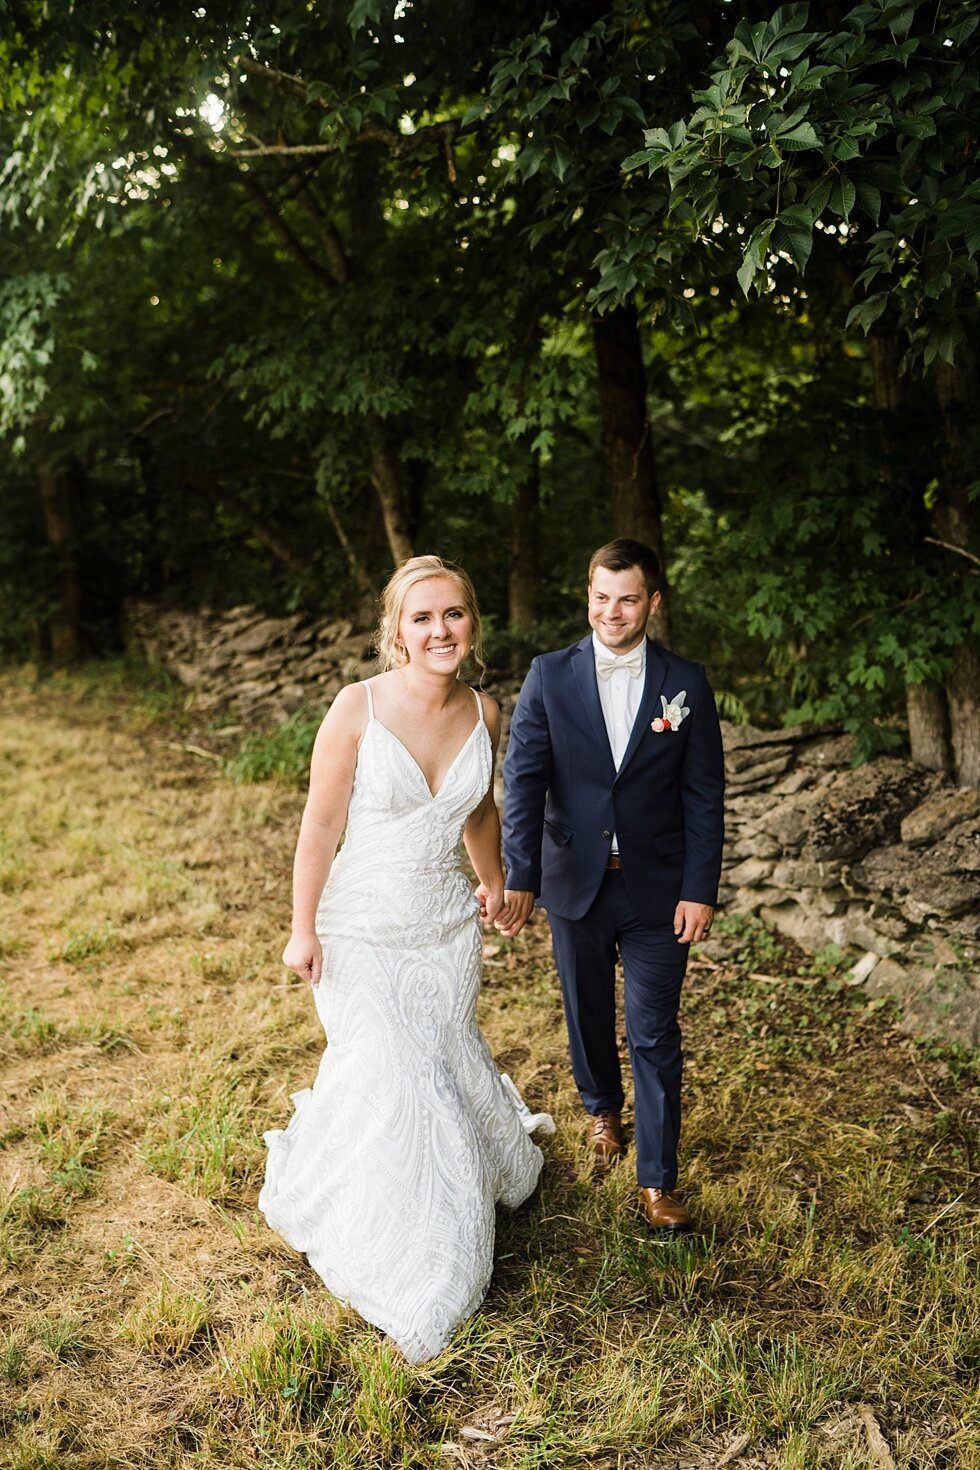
[0,665,977,1469]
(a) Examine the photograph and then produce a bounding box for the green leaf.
[769,205,814,271]
[551,139,573,183]
[779,122,820,151]
[853,178,882,222]
[619,98,647,128]
[806,175,834,216]
[886,6,915,41]
[576,99,601,131]
[832,136,861,162]
[845,293,888,333]
[461,99,488,127]
[347,0,382,34]
[829,175,857,220]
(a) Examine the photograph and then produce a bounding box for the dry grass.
[0,663,977,1469]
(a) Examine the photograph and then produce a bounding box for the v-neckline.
[371,716,483,801]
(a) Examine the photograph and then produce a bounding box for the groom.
[500,539,724,1230]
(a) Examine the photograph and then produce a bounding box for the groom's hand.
[673,901,714,945]
[496,890,535,937]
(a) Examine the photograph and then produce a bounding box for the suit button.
[612,784,619,794]
[602,830,611,840]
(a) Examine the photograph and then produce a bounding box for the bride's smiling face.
[398,576,473,673]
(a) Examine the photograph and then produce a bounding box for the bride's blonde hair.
[377,555,486,680]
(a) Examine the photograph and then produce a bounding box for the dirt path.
[1,672,978,1470]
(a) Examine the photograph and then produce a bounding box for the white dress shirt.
[593,633,646,854]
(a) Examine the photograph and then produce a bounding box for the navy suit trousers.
[547,870,689,1189]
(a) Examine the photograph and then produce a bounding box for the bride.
[258,554,553,1362]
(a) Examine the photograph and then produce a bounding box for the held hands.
[496,889,535,938]
[283,931,324,987]
[475,883,504,927]
[475,884,533,937]
[673,901,714,945]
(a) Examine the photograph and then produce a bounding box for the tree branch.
[229,53,469,176]
[925,536,980,570]
[236,172,338,287]
[168,125,338,288]
[231,141,343,158]
[233,53,311,102]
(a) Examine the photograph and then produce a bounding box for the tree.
[614,0,980,780]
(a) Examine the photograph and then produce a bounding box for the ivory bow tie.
[595,647,643,680]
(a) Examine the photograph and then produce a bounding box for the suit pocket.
[651,830,685,857]
[544,818,573,848]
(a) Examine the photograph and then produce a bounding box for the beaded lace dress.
[259,683,553,1363]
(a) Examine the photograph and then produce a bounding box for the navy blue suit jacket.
[502,636,725,926]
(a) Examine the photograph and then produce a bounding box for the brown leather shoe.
[640,1187,693,1232]
[586,1111,624,1171]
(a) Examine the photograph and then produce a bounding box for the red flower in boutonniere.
[651,691,689,734]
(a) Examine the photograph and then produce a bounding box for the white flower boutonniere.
[651,691,690,733]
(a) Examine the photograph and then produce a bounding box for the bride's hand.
[282,932,323,987]
[475,883,504,926]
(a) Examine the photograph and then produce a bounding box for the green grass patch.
[59,920,119,965]
[121,1282,217,1363]
[0,985,134,1058]
[32,1093,112,1202]
[222,708,320,785]
[139,1065,261,1200]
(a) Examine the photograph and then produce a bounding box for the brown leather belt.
[606,854,623,870]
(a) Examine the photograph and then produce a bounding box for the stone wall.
[127,601,980,1046]
[126,600,377,727]
[721,722,980,1046]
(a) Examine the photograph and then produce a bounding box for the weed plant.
[222,708,321,785]
[0,668,977,1468]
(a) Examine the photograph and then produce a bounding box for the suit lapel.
[571,636,617,775]
[617,639,669,776]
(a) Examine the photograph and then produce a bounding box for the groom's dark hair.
[588,539,661,596]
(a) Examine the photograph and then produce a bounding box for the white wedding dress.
[259,682,553,1363]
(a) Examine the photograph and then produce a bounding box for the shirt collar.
[592,632,647,667]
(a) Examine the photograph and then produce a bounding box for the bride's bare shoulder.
[475,689,501,740]
[319,681,370,738]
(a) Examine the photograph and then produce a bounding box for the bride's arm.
[464,696,507,927]
[282,683,365,986]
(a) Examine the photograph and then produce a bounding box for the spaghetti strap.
[470,685,484,725]
[364,680,375,721]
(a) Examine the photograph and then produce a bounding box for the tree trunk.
[871,329,958,773]
[369,441,415,565]
[905,682,951,774]
[508,464,539,640]
[948,645,980,787]
[592,303,670,645]
[934,353,980,785]
[38,469,83,661]
[350,147,415,567]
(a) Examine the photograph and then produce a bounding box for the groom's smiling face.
[588,565,659,653]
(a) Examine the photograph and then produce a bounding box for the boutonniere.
[651,691,689,733]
